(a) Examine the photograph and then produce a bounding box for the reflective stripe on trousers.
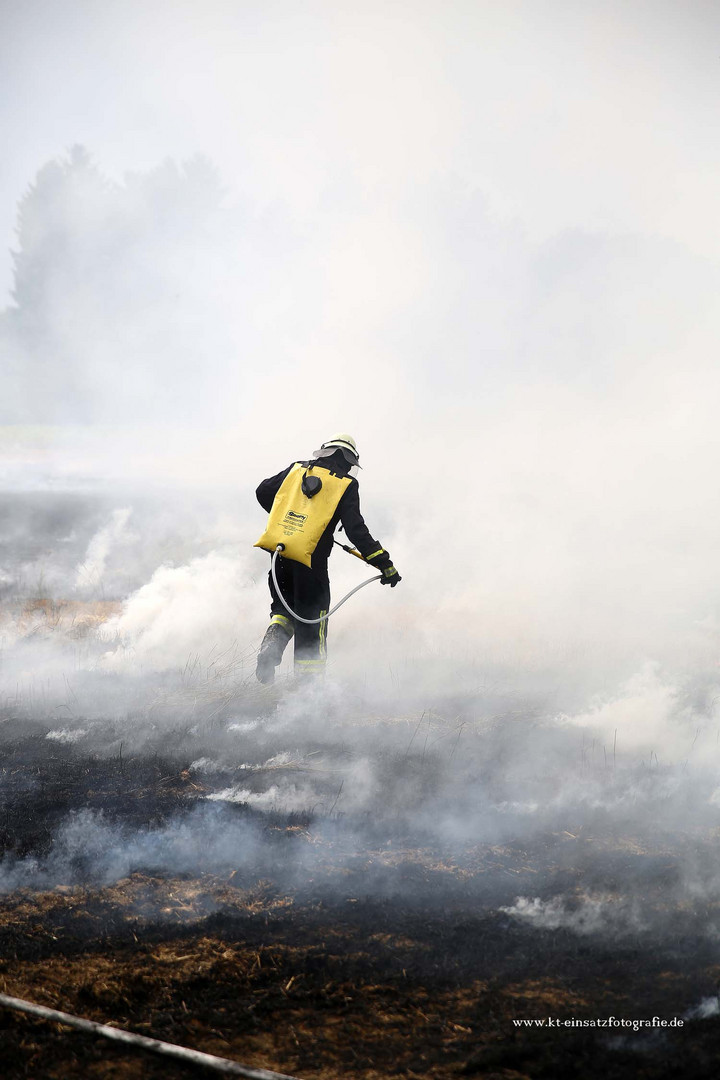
[294,609,327,674]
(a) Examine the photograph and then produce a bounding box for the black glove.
[367,548,402,587]
[380,564,401,586]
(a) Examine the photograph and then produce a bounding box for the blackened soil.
[1,737,720,1078]
[0,736,203,861]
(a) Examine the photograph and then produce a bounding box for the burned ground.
[2,721,720,1079]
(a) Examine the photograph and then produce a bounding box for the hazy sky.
[2,0,719,298]
[2,1,719,421]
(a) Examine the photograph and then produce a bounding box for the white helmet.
[313,432,360,467]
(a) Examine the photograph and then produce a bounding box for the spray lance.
[270,542,382,625]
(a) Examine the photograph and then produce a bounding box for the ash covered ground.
[2,490,720,1078]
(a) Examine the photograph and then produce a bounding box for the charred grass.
[1,733,720,1078]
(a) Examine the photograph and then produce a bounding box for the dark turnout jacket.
[256,455,382,573]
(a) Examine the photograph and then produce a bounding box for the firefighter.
[254,433,401,683]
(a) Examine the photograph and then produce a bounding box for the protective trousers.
[268,556,330,676]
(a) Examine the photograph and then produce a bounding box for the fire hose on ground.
[0,992,303,1079]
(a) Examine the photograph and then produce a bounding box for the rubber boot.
[255,623,292,684]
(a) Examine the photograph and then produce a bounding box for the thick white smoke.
[99,547,257,673]
[74,507,133,594]
[3,4,720,960]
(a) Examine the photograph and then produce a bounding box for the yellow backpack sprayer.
[255,462,382,625]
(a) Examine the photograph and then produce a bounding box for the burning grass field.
[3,494,720,1078]
[3,696,720,1079]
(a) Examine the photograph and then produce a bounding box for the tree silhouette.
[1,147,231,424]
